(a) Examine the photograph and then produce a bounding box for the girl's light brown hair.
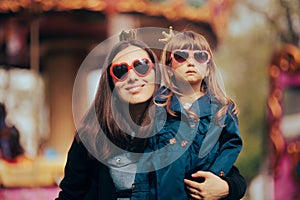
[158,30,237,124]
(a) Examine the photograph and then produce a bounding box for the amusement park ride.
[0,0,234,188]
[268,43,300,200]
[0,1,299,199]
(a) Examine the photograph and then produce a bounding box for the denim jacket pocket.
[131,183,150,200]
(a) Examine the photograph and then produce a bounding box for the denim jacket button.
[219,171,225,177]
[169,138,176,144]
[181,140,188,147]
[131,184,135,189]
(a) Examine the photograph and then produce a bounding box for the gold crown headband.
[159,26,175,44]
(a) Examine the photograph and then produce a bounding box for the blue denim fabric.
[132,87,242,200]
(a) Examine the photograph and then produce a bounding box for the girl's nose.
[186,57,196,66]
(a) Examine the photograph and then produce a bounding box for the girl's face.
[111,46,155,104]
[170,49,210,85]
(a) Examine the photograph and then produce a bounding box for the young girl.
[132,30,243,200]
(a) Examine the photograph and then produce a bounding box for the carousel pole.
[30,0,40,72]
[30,16,39,72]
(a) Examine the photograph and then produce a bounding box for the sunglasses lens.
[112,64,128,80]
[134,59,151,75]
[194,51,209,63]
[173,51,188,63]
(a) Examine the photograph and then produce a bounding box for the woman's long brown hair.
[77,39,160,160]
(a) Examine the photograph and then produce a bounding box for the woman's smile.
[125,84,145,94]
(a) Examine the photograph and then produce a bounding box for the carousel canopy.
[0,0,233,40]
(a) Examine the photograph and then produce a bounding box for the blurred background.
[0,0,299,199]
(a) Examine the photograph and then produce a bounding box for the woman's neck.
[128,101,150,125]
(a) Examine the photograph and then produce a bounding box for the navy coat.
[56,139,246,200]
[56,87,245,200]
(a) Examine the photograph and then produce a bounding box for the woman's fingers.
[185,185,204,200]
[191,170,210,178]
[184,171,207,193]
[187,171,229,200]
[184,178,202,190]
[189,193,204,200]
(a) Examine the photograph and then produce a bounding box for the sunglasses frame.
[170,49,211,64]
[109,58,154,82]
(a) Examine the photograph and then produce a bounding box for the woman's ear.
[167,68,174,77]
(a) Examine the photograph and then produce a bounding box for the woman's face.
[170,49,209,85]
[111,46,155,104]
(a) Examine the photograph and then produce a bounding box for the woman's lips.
[126,84,145,93]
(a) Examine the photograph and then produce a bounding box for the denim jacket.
[132,87,243,200]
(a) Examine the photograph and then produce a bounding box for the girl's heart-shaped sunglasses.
[171,49,211,64]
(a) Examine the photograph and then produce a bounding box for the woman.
[56,30,246,200]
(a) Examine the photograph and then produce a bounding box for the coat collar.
[170,93,214,118]
[154,86,221,118]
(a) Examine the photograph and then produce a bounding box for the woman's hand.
[184,171,229,200]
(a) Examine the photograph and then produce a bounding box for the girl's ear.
[205,68,210,77]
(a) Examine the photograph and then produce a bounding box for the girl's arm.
[208,104,243,176]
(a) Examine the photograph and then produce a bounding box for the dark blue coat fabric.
[132,87,243,200]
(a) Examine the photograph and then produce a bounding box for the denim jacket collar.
[154,86,221,118]
[170,93,216,118]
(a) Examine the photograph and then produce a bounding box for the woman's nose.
[127,69,138,81]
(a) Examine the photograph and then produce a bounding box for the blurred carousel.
[0,0,233,187]
[267,44,300,200]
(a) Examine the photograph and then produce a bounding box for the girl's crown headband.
[159,26,175,44]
